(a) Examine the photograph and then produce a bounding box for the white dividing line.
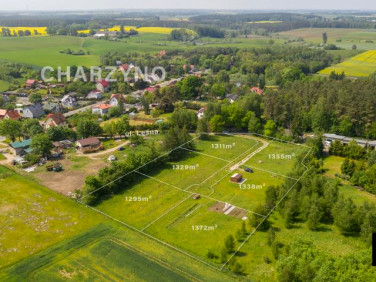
[142,195,192,231]
[181,147,232,163]
[135,170,267,218]
[80,135,201,200]
[220,147,312,270]
[77,201,221,271]
[185,140,261,193]
[242,165,299,181]
[111,239,203,282]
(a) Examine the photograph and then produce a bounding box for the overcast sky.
[1,0,375,11]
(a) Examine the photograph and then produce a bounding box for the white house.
[108,94,125,107]
[87,90,103,99]
[61,93,78,108]
[92,104,111,116]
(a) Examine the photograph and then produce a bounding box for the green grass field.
[0,165,236,281]
[0,35,278,68]
[93,134,309,273]
[0,80,10,92]
[276,28,376,50]
[0,166,102,268]
[319,50,376,77]
[242,140,310,176]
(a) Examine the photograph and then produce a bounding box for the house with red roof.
[250,87,264,95]
[96,79,110,92]
[44,113,67,129]
[92,104,111,116]
[25,79,37,89]
[4,110,21,120]
[144,87,156,93]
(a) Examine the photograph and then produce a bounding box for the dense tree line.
[264,79,376,138]
[81,126,194,204]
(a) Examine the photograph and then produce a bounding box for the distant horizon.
[1,0,376,12]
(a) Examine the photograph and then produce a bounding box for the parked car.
[118,147,125,151]
[244,167,253,173]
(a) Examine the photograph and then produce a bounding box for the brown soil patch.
[208,202,247,219]
[33,158,106,195]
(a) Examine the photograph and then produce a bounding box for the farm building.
[9,139,32,156]
[76,137,102,153]
[52,140,73,150]
[230,173,243,183]
[323,133,376,150]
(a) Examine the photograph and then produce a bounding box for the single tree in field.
[0,119,22,142]
[322,32,328,44]
[224,234,236,253]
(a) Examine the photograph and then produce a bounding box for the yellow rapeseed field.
[0,26,47,36]
[319,50,376,77]
[78,26,176,35]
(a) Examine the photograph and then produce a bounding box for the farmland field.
[0,35,277,67]
[275,28,376,47]
[0,26,47,36]
[0,165,236,281]
[318,50,376,77]
[91,134,309,271]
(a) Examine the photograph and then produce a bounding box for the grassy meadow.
[319,50,376,77]
[0,34,279,68]
[0,165,236,281]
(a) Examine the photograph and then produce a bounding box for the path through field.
[229,137,269,171]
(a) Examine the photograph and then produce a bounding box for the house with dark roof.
[22,104,45,118]
[226,94,239,104]
[44,113,67,129]
[43,102,61,113]
[61,93,78,108]
[76,137,102,153]
[9,139,32,156]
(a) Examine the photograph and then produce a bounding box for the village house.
[96,79,110,92]
[226,94,239,104]
[197,107,205,119]
[76,137,102,153]
[86,90,103,99]
[43,102,61,113]
[108,94,126,107]
[25,79,37,89]
[44,113,67,129]
[92,104,111,116]
[250,87,264,95]
[61,93,78,108]
[9,139,32,156]
[22,103,45,118]
[3,110,21,120]
[124,102,143,112]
